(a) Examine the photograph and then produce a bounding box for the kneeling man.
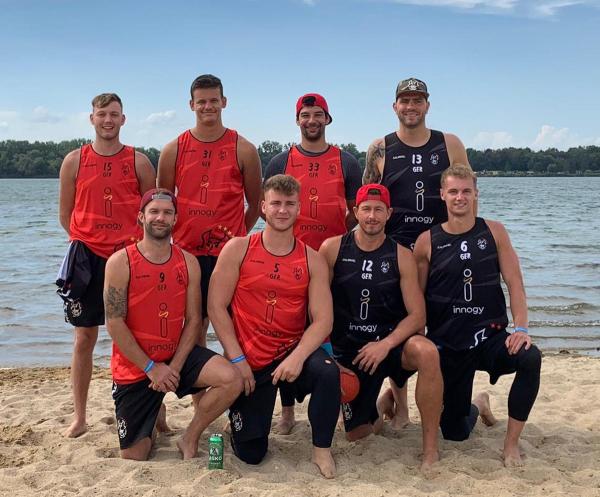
[209,174,340,478]
[414,164,542,466]
[104,188,243,460]
[320,184,442,471]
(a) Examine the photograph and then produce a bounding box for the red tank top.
[231,233,310,370]
[173,129,246,256]
[111,244,189,384]
[284,145,347,250]
[69,144,142,258]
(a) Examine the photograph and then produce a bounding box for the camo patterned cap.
[395,78,429,99]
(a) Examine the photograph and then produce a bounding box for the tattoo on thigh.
[105,285,127,318]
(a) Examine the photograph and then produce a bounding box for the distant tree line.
[1,139,599,178]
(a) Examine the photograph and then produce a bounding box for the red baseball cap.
[356,184,390,208]
[295,93,332,122]
[139,188,177,213]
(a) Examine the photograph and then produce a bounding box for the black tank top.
[330,231,407,358]
[426,217,508,351]
[381,130,449,249]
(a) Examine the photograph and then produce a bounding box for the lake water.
[0,177,598,367]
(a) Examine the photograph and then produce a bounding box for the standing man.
[104,188,242,460]
[263,93,361,430]
[58,93,156,438]
[413,164,541,466]
[320,184,442,471]
[208,175,340,479]
[157,74,262,343]
[363,78,471,427]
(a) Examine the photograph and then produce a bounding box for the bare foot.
[503,444,524,467]
[376,389,410,430]
[473,392,497,426]
[312,447,336,479]
[420,450,440,473]
[156,403,171,433]
[63,419,87,438]
[273,406,296,435]
[176,434,199,460]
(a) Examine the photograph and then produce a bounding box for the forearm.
[59,215,71,235]
[169,317,201,372]
[509,290,529,329]
[211,308,245,359]
[108,319,152,371]
[381,313,425,349]
[293,319,332,361]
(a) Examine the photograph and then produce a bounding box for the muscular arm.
[208,237,255,394]
[169,252,202,372]
[445,133,471,167]
[58,150,80,234]
[237,136,262,232]
[413,230,432,293]
[319,235,342,283]
[134,151,157,194]
[104,251,149,371]
[362,138,385,184]
[156,139,178,192]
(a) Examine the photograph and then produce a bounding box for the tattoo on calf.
[363,141,385,184]
[105,285,128,319]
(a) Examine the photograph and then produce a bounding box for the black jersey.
[425,217,509,351]
[381,130,449,249]
[330,232,407,358]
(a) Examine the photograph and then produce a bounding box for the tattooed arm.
[363,138,385,184]
[104,250,180,391]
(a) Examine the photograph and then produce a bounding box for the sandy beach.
[1,354,598,497]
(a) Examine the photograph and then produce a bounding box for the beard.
[300,124,324,142]
[144,222,173,240]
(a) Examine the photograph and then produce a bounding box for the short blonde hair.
[441,164,477,188]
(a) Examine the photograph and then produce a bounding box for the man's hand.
[505,331,531,355]
[271,351,305,385]
[235,359,256,396]
[353,341,392,375]
[147,362,180,393]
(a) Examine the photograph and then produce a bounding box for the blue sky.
[1,0,599,152]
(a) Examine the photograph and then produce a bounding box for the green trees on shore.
[1,139,599,178]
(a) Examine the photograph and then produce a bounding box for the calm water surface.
[0,177,598,367]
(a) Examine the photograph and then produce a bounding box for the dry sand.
[1,354,599,497]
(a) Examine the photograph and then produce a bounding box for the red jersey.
[173,129,246,256]
[111,244,189,384]
[69,144,142,258]
[231,233,310,370]
[284,145,347,250]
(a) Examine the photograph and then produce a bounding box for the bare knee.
[345,424,373,442]
[73,327,98,354]
[402,336,439,371]
[203,356,244,395]
[121,438,151,461]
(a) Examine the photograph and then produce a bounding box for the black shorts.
[439,330,516,423]
[229,348,337,443]
[64,243,106,328]
[112,345,217,450]
[197,255,218,318]
[337,345,415,432]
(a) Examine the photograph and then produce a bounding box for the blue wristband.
[514,327,529,334]
[230,354,246,364]
[143,359,155,373]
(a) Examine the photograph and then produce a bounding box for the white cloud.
[472,131,514,149]
[531,124,600,150]
[0,122,9,132]
[386,0,599,16]
[144,110,176,125]
[31,106,62,123]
